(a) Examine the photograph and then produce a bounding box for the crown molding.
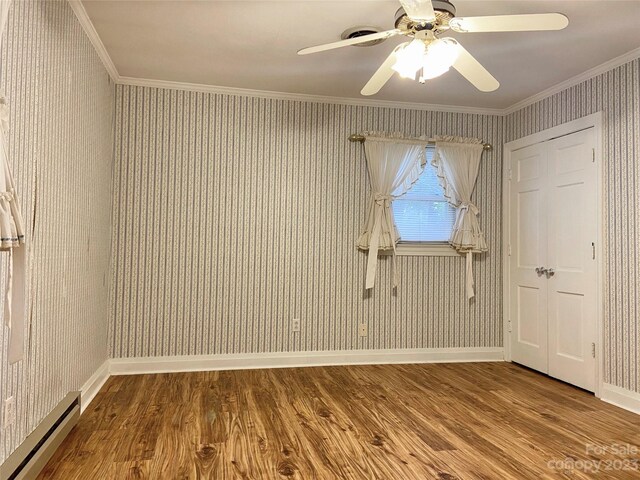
[118,41,640,117]
[503,46,640,115]
[117,76,505,116]
[68,0,119,81]
[68,0,640,117]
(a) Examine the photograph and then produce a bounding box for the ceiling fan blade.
[450,13,569,33]
[398,0,436,22]
[298,29,402,55]
[361,43,408,96]
[452,42,499,92]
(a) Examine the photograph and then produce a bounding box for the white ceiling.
[82,0,640,109]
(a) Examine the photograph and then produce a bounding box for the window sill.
[394,242,460,257]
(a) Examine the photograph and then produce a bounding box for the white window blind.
[392,147,455,242]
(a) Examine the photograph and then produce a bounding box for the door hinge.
[508,243,512,256]
[591,342,596,358]
[592,148,596,163]
[508,320,512,333]
[592,242,596,260]
[508,168,512,180]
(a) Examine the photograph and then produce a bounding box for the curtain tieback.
[0,95,8,134]
[458,201,479,215]
[364,193,396,289]
[5,243,26,363]
[0,190,14,202]
[373,193,393,206]
[457,202,479,300]
[0,192,14,218]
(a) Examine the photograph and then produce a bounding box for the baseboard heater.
[0,392,80,480]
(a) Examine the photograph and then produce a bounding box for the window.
[392,146,456,244]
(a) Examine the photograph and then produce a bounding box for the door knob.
[546,268,555,278]
[535,266,547,276]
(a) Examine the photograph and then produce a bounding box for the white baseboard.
[79,360,110,413]
[77,354,640,419]
[109,347,504,375]
[601,383,640,415]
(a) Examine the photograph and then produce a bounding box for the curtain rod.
[348,134,492,151]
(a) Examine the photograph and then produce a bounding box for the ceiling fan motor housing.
[341,26,386,47]
[395,0,457,32]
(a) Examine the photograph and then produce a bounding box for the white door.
[546,129,597,391]
[509,128,598,392]
[510,143,549,374]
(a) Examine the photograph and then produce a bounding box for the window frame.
[392,147,458,257]
[395,242,459,256]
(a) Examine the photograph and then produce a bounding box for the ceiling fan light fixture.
[391,38,427,79]
[420,37,460,81]
[300,0,568,95]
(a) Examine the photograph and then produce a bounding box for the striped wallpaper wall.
[0,0,635,469]
[110,85,504,358]
[0,0,113,463]
[506,58,640,394]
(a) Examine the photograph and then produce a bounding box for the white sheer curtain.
[1,0,27,364]
[357,133,426,289]
[432,136,487,299]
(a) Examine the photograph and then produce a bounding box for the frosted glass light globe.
[420,38,460,81]
[392,39,427,80]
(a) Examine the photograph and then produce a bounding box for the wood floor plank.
[37,363,640,479]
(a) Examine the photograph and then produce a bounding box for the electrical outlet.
[359,323,367,337]
[3,396,15,429]
[292,318,300,333]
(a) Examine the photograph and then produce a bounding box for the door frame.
[502,112,604,397]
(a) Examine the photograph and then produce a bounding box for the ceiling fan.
[297,0,568,95]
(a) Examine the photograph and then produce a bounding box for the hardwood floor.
[38,362,640,479]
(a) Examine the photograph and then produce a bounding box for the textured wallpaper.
[0,0,114,463]
[110,85,504,358]
[0,0,636,470]
[506,58,640,394]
